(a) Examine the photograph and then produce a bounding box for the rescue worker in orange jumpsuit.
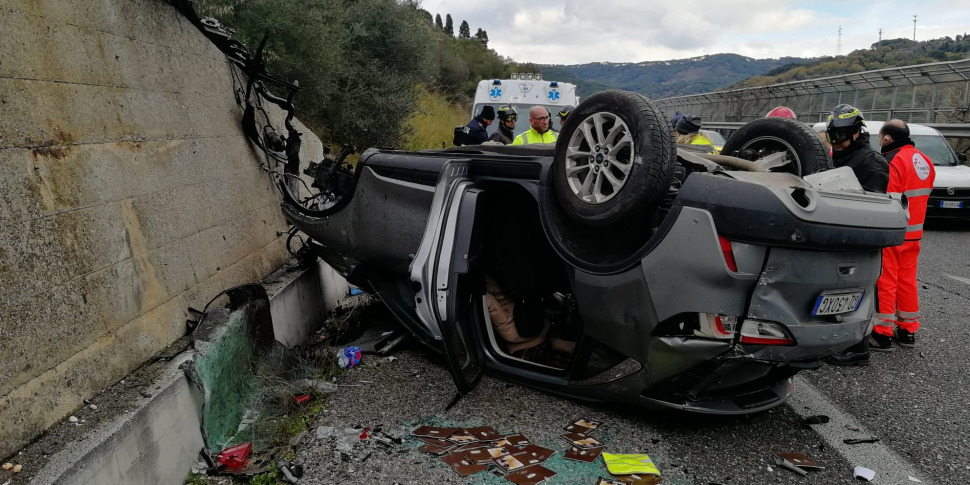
[828,119,934,366]
[871,119,936,350]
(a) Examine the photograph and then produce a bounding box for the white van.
[470,74,580,137]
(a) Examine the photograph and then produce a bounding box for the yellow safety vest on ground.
[512,128,558,145]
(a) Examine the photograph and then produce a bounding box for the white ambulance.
[469,73,580,138]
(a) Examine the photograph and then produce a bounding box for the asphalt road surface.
[296,220,970,485]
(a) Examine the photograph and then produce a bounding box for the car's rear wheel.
[553,90,674,228]
[721,117,832,176]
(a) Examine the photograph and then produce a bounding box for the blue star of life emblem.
[489,87,502,100]
[547,89,560,102]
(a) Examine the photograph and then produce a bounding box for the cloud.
[418,0,970,64]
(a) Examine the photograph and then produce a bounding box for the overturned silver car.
[277,90,907,414]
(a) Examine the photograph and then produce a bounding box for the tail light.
[695,313,737,339]
[718,235,737,272]
[739,320,795,346]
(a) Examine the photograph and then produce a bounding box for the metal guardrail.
[655,59,970,128]
[705,122,970,139]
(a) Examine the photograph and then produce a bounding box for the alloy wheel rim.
[564,112,635,204]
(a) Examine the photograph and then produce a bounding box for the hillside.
[541,54,809,99]
[729,35,970,89]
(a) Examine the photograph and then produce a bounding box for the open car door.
[410,160,486,394]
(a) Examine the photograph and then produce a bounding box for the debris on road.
[409,417,641,481]
[843,437,880,444]
[853,466,876,481]
[276,459,304,483]
[774,455,808,476]
[776,452,824,473]
[800,415,830,426]
[505,464,557,484]
[337,346,362,368]
[565,417,603,434]
[216,442,252,469]
[602,453,661,477]
[565,446,605,462]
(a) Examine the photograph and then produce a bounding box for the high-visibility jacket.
[872,139,936,336]
[676,133,717,153]
[883,141,935,240]
[511,128,557,145]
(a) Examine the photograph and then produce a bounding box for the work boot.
[894,327,916,348]
[868,331,895,352]
[825,340,870,366]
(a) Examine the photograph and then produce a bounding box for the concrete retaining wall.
[25,259,346,485]
[0,0,321,458]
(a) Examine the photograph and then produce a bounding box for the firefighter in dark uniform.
[489,105,517,145]
[825,105,891,366]
[826,104,889,192]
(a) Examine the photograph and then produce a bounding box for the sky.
[418,0,970,65]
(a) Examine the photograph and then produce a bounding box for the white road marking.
[943,273,970,286]
[788,376,933,484]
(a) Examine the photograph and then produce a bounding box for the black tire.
[721,117,832,176]
[553,90,674,228]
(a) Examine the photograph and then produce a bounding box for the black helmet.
[827,104,865,130]
[497,105,517,122]
[558,105,574,120]
[826,104,865,143]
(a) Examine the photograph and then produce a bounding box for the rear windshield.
[868,133,959,166]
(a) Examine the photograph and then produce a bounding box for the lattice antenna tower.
[913,14,918,41]
[837,25,842,56]
[878,28,883,46]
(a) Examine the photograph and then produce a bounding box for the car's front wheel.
[552,90,675,228]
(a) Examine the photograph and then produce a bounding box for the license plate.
[811,289,864,316]
[940,201,963,209]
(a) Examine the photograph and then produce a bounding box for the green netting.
[193,311,258,450]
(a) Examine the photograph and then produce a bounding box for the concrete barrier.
[22,260,347,485]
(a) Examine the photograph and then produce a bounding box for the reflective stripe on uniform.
[906,223,923,233]
[904,188,933,197]
[872,312,895,328]
[897,310,920,320]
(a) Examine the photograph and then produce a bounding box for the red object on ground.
[217,442,252,469]
[360,427,371,440]
[293,394,312,404]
